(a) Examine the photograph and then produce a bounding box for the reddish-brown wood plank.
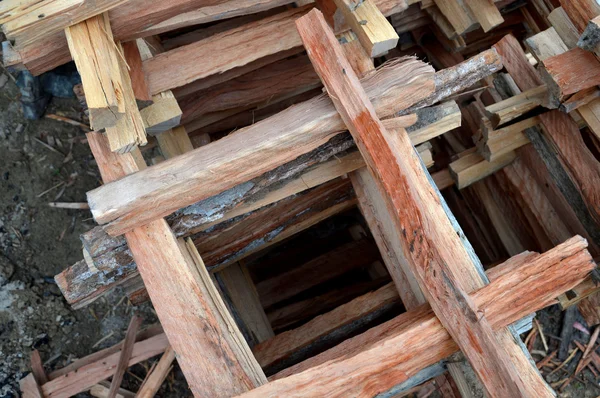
[295,9,531,397]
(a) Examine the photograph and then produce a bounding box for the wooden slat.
[64,14,124,131]
[86,131,266,396]
[295,9,532,397]
[484,85,547,128]
[333,0,399,57]
[240,237,593,397]
[449,149,517,189]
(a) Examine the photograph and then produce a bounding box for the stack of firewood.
[3,0,600,397]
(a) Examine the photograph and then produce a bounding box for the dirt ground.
[0,73,189,397]
[0,67,599,397]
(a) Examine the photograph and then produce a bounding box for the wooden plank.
[156,126,194,160]
[492,34,543,91]
[558,0,600,34]
[480,116,538,161]
[333,0,399,57]
[484,85,547,128]
[241,237,593,397]
[87,58,436,235]
[216,263,274,346]
[140,91,183,135]
[463,0,504,32]
[143,6,311,94]
[136,346,176,398]
[256,239,380,309]
[539,110,600,227]
[525,28,569,62]
[107,315,142,398]
[295,9,532,397]
[86,130,266,396]
[449,149,517,189]
[0,0,130,47]
[64,14,124,131]
[540,48,600,103]
[548,7,580,49]
[41,333,169,397]
[433,0,476,34]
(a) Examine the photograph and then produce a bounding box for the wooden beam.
[87,58,436,235]
[216,263,274,346]
[256,239,380,309]
[484,85,547,128]
[332,0,399,57]
[463,0,504,32]
[479,116,539,161]
[548,7,580,49]
[64,14,124,131]
[295,9,532,396]
[242,236,593,397]
[540,48,600,103]
[558,0,600,34]
[86,131,266,396]
[525,28,569,63]
[433,0,476,34]
[156,126,194,160]
[492,35,544,90]
[450,149,517,189]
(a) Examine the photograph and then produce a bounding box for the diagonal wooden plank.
[295,9,534,397]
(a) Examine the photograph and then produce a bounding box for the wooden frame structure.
[8,0,600,397]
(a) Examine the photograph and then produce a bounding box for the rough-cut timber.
[87,58,436,236]
[540,48,600,103]
[240,237,594,397]
[333,0,399,57]
[64,13,124,131]
[86,131,266,397]
[558,0,600,33]
[295,9,532,397]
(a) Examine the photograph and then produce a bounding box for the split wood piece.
[87,57,436,236]
[102,41,148,153]
[40,333,169,397]
[253,282,399,370]
[449,148,517,189]
[579,15,600,51]
[20,374,43,398]
[406,101,461,145]
[417,142,434,168]
[136,346,176,398]
[0,0,129,48]
[433,0,476,34]
[216,263,274,346]
[141,91,183,135]
[558,0,600,34]
[332,0,399,57]
[548,7,581,50]
[107,315,142,398]
[177,55,320,126]
[242,236,594,397]
[525,28,569,63]
[479,116,539,161]
[121,41,152,106]
[64,13,124,131]
[30,350,47,385]
[540,48,600,104]
[492,35,544,90]
[13,0,407,77]
[539,110,600,227]
[484,85,548,128]
[143,6,311,94]
[156,126,194,160]
[562,87,600,113]
[91,382,135,398]
[463,0,504,32]
[401,48,503,115]
[87,130,266,396]
[296,9,531,397]
[256,239,380,309]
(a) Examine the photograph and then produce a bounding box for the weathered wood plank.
[88,58,436,235]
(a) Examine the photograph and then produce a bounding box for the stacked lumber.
[6,0,600,396]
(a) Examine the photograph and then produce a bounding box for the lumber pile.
[6,0,600,396]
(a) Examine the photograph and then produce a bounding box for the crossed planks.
[294,9,545,397]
